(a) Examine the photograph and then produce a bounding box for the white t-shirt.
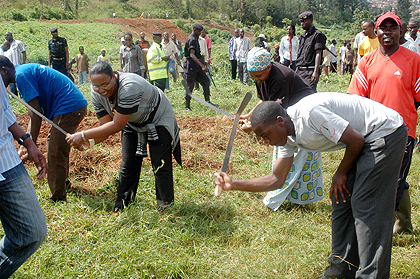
[405,34,420,55]
[339,45,346,62]
[277,93,404,158]
[329,44,337,63]
[401,40,417,53]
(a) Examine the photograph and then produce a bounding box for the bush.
[219,30,231,40]
[172,19,186,29]
[11,11,27,21]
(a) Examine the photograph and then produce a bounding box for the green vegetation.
[3,21,420,278]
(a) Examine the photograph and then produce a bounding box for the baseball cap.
[376,11,401,28]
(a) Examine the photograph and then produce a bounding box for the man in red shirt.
[348,12,419,237]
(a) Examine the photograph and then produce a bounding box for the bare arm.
[330,125,365,204]
[65,46,69,69]
[214,156,294,193]
[9,122,47,179]
[22,51,26,64]
[190,48,207,72]
[66,112,131,150]
[312,49,323,84]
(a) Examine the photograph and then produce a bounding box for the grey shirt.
[91,72,180,156]
[278,93,404,158]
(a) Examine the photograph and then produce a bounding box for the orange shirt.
[348,47,420,138]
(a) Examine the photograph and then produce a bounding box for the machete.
[215,91,252,197]
[181,79,234,119]
[7,89,93,149]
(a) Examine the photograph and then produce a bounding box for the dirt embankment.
[51,18,253,42]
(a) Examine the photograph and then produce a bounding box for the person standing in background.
[233,29,252,86]
[76,46,89,85]
[228,29,239,79]
[5,32,26,94]
[279,25,298,71]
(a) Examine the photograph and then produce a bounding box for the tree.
[38,0,44,19]
[396,0,412,21]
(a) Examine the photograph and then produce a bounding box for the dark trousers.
[395,136,415,210]
[296,68,318,92]
[151,78,167,92]
[183,59,210,101]
[52,60,69,78]
[321,125,407,279]
[48,106,87,200]
[115,125,175,210]
[230,59,237,79]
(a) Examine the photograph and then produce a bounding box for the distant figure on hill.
[147,32,169,91]
[97,49,111,64]
[228,29,239,79]
[183,23,212,110]
[343,42,355,74]
[120,32,145,77]
[162,32,181,89]
[113,12,116,18]
[233,29,252,86]
[48,27,70,78]
[148,13,151,19]
[279,24,298,71]
[5,32,26,94]
[296,11,326,92]
[76,46,89,85]
[338,40,347,74]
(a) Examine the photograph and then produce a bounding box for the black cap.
[153,32,162,36]
[299,11,313,20]
[50,27,58,33]
[192,23,204,31]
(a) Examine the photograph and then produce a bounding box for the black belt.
[297,66,316,70]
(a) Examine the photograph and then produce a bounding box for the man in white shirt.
[4,32,26,94]
[215,94,407,279]
[405,18,420,54]
[233,29,252,86]
[338,40,347,74]
[353,28,366,65]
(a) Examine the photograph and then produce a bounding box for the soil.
[49,18,253,42]
[16,112,265,193]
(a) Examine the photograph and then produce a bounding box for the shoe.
[393,189,413,234]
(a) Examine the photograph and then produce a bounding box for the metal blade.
[181,79,234,119]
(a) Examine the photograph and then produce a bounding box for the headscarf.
[247,47,271,72]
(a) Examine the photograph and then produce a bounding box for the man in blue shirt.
[0,56,88,202]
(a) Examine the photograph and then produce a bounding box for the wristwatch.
[17,132,31,145]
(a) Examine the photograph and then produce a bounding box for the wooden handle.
[214,185,222,197]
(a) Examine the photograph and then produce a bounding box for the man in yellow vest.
[147,32,170,91]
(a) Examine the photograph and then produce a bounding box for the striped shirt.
[0,78,21,181]
[120,44,145,73]
[5,39,26,66]
[347,46,420,138]
[91,72,180,157]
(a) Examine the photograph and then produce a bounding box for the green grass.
[4,21,420,278]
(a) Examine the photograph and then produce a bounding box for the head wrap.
[247,47,271,72]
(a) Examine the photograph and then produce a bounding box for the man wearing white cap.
[348,11,420,238]
[255,34,268,49]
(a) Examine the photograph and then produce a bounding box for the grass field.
[2,21,420,278]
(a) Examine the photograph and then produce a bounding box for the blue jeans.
[283,58,296,71]
[78,71,88,84]
[165,60,176,89]
[0,163,47,278]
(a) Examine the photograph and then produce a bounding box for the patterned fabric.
[263,147,323,211]
[228,36,236,60]
[247,47,271,71]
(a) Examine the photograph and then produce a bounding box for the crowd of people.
[0,9,419,279]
